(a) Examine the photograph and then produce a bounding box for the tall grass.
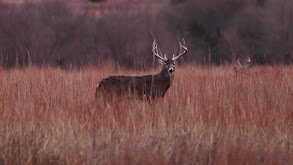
[0,65,293,164]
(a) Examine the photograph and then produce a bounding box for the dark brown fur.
[96,62,174,100]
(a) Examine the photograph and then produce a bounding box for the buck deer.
[95,39,188,100]
[234,57,251,74]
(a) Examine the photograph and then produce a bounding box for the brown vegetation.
[0,65,293,164]
[1,0,293,69]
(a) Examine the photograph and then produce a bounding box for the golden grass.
[0,65,293,164]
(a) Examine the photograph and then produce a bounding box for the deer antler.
[152,40,167,61]
[237,57,251,69]
[172,38,188,61]
[237,59,243,69]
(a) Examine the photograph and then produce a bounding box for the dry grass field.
[0,65,293,165]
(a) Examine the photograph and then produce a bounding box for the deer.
[234,57,252,74]
[95,39,188,101]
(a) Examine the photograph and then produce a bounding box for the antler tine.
[237,59,243,69]
[152,40,167,61]
[172,38,188,61]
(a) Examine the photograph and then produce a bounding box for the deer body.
[96,65,173,100]
[95,39,187,100]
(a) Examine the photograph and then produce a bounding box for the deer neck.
[157,67,174,83]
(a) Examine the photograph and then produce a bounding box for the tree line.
[0,0,292,69]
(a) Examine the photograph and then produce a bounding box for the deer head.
[152,39,188,77]
[236,57,251,70]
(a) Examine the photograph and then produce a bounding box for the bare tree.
[95,39,188,100]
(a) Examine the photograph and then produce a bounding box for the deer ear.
[158,59,165,65]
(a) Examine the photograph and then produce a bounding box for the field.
[0,65,293,164]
